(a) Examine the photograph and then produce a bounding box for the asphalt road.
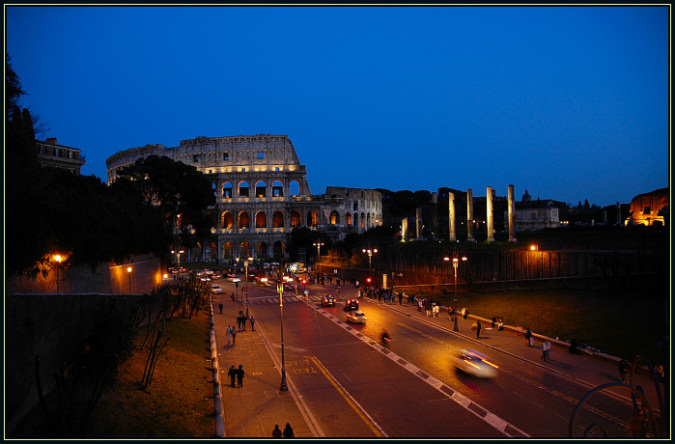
[218,278,645,438]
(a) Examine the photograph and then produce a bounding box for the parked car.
[210,284,224,294]
[344,299,359,310]
[322,295,336,307]
[453,349,498,378]
[346,310,367,324]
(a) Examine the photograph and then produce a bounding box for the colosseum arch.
[222,241,234,260]
[207,241,217,261]
[222,211,234,229]
[238,211,250,229]
[238,181,249,197]
[239,242,252,259]
[353,213,359,230]
[273,241,285,259]
[289,180,300,197]
[255,211,267,229]
[272,211,285,228]
[330,211,340,225]
[256,241,268,258]
[290,210,302,228]
[367,213,372,227]
[255,180,267,198]
[346,212,352,226]
[307,210,318,227]
[360,212,366,229]
[272,180,284,197]
[205,211,217,230]
[222,182,232,199]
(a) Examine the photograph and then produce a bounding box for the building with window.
[625,187,668,226]
[36,137,85,174]
[505,189,561,231]
[106,134,382,262]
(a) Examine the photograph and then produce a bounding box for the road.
[217,278,646,438]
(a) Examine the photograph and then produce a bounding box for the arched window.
[273,241,285,260]
[289,180,300,196]
[239,242,251,259]
[273,211,285,228]
[346,212,352,226]
[307,210,318,227]
[353,213,359,230]
[222,211,234,229]
[222,182,232,199]
[223,242,234,260]
[238,181,249,197]
[330,211,340,225]
[256,242,268,258]
[238,211,250,229]
[290,210,302,228]
[272,180,284,197]
[255,211,267,228]
[360,212,366,229]
[255,181,267,198]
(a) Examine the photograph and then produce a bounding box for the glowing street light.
[244,256,253,310]
[362,246,378,274]
[171,249,185,270]
[126,266,133,294]
[53,254,64,294]
[452,254,468,299]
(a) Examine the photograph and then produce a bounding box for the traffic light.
[301,279,307,285]
[366,277,372,284]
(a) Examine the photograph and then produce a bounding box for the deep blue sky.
[6,5,669,207]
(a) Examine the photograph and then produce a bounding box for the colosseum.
[106,134,382,263]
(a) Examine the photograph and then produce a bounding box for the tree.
[113,155,215,251]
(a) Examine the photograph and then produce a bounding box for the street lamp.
[313,241,324,273]
[244,256,253,311]
[452,254,468,300]
[277,267,288,391]
[443,255,451,277]
[126,266,133,294]
[53,254,63,294]
[362,246,378,274]
[171,249,185,271]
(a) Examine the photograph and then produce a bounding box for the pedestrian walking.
[476,320,482,338]
[497,319,504,331]
[542,341,551,362]
[219,302,223,314]
[236,364,245,388]
[232,328,237,344]
[491,316,496,328]
[250,315,256,331]
[272,425,282,438]
[283,423,294,438]
[227,364,237,387]
[226,325,233,344]
[525,327,533,347]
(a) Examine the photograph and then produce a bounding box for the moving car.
[346,310,367,324]
[453,349,498,378]
[321,295,336,307]
[344,299,359,310]
[210,284,224,294]
[255,277,272,287]
[226,274,241,283]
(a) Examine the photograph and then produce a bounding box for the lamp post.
[53,254,63,294]
[244,256,253,310]
[362,246,378,274]
[443,255,451,277]
[126,266,133,294]
[313,241,324,273]
[171,249,185,276]
[452,254,468,300]
[277,268,288,391]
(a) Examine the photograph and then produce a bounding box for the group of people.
[272,423,294,438]
[227,364,245,388]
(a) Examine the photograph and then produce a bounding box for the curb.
[208,299,226,438]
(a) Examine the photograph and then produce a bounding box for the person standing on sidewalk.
[226,325,234,344]
[272,425,282,438]
[525,327,533,347]
[542,341,551,362]
[476,320,482,338]
[283,423,294,438]
[227,364,237,387]
[250,314,256,331]
[219,302,223,314]
[236,364,245,388]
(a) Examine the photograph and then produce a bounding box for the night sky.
[5,5,669,207]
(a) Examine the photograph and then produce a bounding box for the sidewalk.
[209,285,663,438]
[211,292,311,438]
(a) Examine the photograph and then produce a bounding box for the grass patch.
[11,310,215,439]
[434,288,668,363]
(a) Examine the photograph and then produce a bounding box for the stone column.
[449,192,456,242]
[431,192,438,240]
[467,189,475,243]
[486,186,495,242]
[508,184,517,242]
[416,207,423,240]
[401,217,408,242]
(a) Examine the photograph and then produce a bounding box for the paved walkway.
[210,285,664,438]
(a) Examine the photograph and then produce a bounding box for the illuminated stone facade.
[36,137,85,174]
[626,188,668,226]
[106,134,382,262]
